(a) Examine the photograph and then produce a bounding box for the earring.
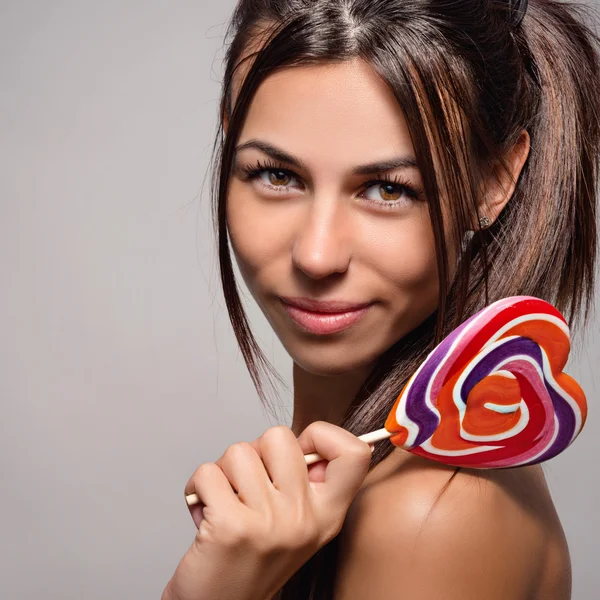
[479,216,492,229]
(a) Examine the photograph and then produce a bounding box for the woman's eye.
[363,182,406,204]
[258,169,300,190]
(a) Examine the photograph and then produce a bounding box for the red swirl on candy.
[384,296,588,468]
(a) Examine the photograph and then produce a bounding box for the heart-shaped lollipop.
[381,295,587,468]
[186,296,587,506]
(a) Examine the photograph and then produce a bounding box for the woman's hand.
[162,422,373,600]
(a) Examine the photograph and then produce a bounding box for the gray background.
[0,1,598,598]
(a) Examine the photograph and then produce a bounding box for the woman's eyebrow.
[234,139,419,174]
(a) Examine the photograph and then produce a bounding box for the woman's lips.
[281,301,373,335]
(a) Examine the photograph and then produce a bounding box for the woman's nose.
[291,196,352,280]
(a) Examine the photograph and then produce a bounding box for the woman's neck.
[290,361,376,436]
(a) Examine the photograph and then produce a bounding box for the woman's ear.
[475,129,531,229]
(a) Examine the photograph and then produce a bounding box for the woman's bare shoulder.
[334,450,571,600]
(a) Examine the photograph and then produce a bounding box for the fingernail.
[369,443,375,452]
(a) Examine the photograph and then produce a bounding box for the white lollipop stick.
[302,427,392,465]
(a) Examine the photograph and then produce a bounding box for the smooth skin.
[162,57,571,600]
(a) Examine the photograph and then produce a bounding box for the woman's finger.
[215,442,273,510]
[184,462,238,512]
[296,421,372,506]
[255,426,310,498]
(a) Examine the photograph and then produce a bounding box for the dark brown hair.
[207,0,600,597]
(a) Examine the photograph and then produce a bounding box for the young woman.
[162,0,600,598]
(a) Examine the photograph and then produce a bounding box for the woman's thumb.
[296,422,372,504]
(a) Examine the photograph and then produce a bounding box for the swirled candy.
[384,296,588,468]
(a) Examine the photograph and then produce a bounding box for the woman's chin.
[263,303,395,375]
[283,341,382,377]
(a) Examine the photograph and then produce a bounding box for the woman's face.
[226,57,447,376]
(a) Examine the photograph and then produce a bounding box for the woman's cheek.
[227,187,271,268]
[227,187,293,292]
[366,218,439,292]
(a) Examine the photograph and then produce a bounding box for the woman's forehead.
[234,58,416,169]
